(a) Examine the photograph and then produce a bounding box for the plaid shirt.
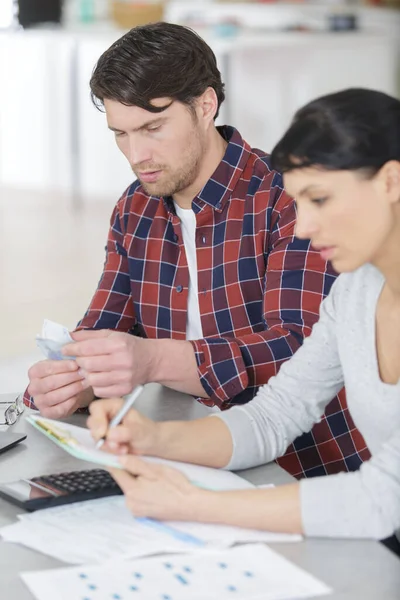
[24,126,370,478]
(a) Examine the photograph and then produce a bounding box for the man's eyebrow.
[108,117,168,133]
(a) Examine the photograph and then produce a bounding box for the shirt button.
[202,236,206,244]
[173,233,179,242]
[176,285,183,293]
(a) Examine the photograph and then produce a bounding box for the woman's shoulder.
[335,263,384,293]
[327,264,384,319]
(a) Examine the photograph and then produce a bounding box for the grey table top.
[0,386,399,600]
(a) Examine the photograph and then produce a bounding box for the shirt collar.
[163,126,251,215]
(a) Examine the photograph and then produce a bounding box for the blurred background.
[0,0,399,393]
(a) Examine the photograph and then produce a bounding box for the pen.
[95,385,144,450]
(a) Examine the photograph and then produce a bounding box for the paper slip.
[0,497,194,565]
[0,496,301,565]
[36,319,74,360]
[26,415,257,491]
[21,544,332,600]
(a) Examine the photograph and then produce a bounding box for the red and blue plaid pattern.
[24,127,370,478]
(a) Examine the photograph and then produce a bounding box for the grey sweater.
[214,264,400,539]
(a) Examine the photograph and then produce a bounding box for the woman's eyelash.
[311,197,328,205]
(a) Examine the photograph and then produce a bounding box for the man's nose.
[128,137,152,167]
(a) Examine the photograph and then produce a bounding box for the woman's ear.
[378,160,400,204]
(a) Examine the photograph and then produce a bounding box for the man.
[25,23,369,478]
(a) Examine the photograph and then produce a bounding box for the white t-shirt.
[174,203,203,341]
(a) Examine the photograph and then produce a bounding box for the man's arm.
[77,196,136,332]
[108,189,334,404]
[188,188,336,407]
[24,188,137,415]
[64,188,336,404]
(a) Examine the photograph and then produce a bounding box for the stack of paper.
[21,544,332,600]
[0,495,301,565]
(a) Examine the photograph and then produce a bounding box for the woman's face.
[283,166,397,274]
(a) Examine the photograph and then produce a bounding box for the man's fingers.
[82,370,131,389]
[28,360,78,379]
[28,370,85,396]
[75,356,120,374]
[38,396,80,419]
[37,381,88,408]
[91,384,134,398]
[62,339,112,358]
[63,332,131,360]
[70,329,111,341]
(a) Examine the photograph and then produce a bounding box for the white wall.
[0,31,75,192]
[0,2,399,198]
[76,35,133,199]
[226,33,399,151]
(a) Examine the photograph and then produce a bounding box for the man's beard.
[138,157,201,197]
[133,129,205,198]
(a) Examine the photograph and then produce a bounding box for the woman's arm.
[214,276,345,470]
[111,428,400,540]
[89,276,345,470]
[300,430,400,539]
[110,455,303,534]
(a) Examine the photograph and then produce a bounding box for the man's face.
[104,97,207,197]
[284,167,394,273]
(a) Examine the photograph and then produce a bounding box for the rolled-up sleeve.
[191,189,336,409]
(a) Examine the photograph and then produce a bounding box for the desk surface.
[0,386,399,599]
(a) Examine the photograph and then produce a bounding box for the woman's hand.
[109,456,204,521]
[87,398,160,456]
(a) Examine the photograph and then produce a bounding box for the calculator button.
[31,469,122,497]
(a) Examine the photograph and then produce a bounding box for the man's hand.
[27,360,92,419]
[109,456,203,522]
[87,398,160,456]
[62,330,150,398]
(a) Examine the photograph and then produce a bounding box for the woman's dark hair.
[90,22,225,119]
[271,88,400,176]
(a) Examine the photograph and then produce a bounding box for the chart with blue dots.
[21,544,331,600]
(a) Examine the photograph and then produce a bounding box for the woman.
[88,88,400,543]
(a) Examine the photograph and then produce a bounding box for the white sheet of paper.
[0,495,301,565]
[21,544,332,600]
[0,497,191,564]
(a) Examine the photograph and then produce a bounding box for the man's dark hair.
[90,22,225,120]
[271,88,400,176]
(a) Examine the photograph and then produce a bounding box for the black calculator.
[0,468,123,511]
